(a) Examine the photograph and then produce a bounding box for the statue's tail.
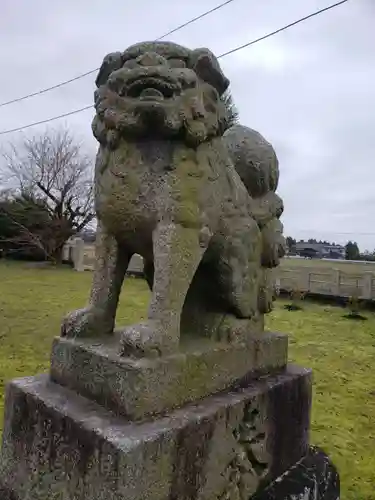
[223,124,279,198]
[223,124,286,266]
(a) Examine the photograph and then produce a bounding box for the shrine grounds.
[0,260,374,499]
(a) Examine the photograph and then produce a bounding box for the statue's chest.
[97,167,160,220]
[95,152,169,237]
[94,142,217,230]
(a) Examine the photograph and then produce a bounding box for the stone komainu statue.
[61,41,285,357]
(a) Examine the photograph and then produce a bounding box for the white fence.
[64,239,375,300]
[278,267,375,300]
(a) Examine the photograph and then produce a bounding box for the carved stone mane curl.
[92,41,231,149]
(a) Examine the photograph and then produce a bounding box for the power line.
[156,0,236,41]
[0,106,94,136]
[0,70,98,109]
[0,0,237,109]
[218,0,349,58]
[0,0,349,136]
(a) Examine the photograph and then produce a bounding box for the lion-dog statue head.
[92,41,231,148]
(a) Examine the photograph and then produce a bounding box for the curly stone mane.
[92,41,231,148]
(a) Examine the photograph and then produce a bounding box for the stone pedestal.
[253,447,340,500]
[49,331,288,420]
[0,333,339,500]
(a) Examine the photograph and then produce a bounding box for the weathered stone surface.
[223,125,279,199]
[0,486,15,500]
[0,365,311,500]
[50,331,288,420]
[223,125,286,316]
[253,446,340,500]
[60,40,285,358]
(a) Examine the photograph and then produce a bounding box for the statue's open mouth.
[126,77,180,101]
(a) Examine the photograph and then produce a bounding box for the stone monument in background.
[0,41,339,499]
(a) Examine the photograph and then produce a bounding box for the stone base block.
[0,365,310,500]
[50,331,288,420]
[253,446,340,499]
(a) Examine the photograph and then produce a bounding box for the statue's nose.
[136,52,167,67]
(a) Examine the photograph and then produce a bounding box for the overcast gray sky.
[1,0,374,249]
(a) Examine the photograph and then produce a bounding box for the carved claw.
[61,307,113,338]
[118,320,178,358]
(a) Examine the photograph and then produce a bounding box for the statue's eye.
[122,59,139,69]
[168,58,186,68]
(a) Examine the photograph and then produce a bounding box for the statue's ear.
[95,52,123,88]
[190,48,229,96]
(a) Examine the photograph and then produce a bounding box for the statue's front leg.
[61,223,130,338]
[120,222,207,357]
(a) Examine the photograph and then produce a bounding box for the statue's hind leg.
[216,215,262,321]
[180,216,263,345]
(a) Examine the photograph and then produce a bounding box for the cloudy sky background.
[1,0,374,250]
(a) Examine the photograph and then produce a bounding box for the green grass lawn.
[0,260,374,499]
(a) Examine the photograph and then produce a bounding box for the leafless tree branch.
[0,126,95,262]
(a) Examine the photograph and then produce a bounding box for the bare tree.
[0,127,94,262]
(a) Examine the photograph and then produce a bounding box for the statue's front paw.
[118,320,178,358]
[61,307,112,338]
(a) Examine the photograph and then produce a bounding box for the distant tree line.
[285,236,374,261]
[0,127,94,263]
